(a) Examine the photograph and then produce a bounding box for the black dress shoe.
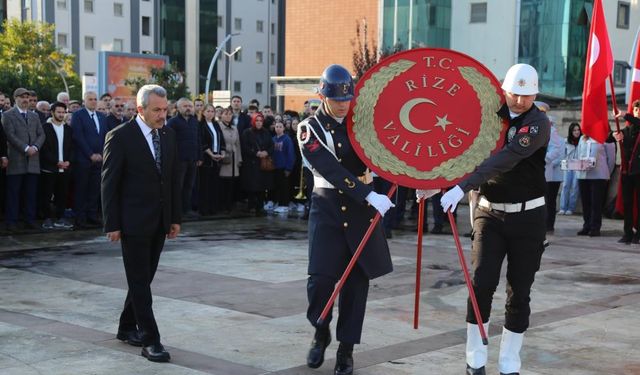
[618,235,632,244]
[23,221,39,230]
[141,343,170,362]
[306,328,331,369]
[466,364,486,375]
[577,228,590,236]
[334,347,353,375]
[116,329,143,347]
[431,226,444,234]
[633,235,640,244]
[588,229,601,237]
[500,372,519,375]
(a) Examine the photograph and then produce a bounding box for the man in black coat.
[39,102,74,229]
[102,84,181,363]
[298,65,394,375]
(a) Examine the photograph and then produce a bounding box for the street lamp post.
[223,46,242,92]
[204,33,240,104]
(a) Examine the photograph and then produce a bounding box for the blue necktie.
[91,113,99,133]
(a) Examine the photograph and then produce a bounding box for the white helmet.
[501,63,539,95]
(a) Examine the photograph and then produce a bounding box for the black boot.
[466,364,486,375]
[334,343,354,375]
[306,327,331,368]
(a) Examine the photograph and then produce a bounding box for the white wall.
[605,0,640,65]
[450,0,518,81]
[215,0,279,105]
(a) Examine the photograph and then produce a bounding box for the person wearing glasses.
[106,97,126,132]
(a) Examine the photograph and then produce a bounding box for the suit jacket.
[40,122,73,173]
[1,107,45,175]
[199,119,226,167]
[102,118,182,236]
[234,112,252,139]
[166,114,201,161]
[105,114,126,132]
[71,108,107,167]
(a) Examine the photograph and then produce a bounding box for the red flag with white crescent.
[629,33,640,112]
[581,0,614,144]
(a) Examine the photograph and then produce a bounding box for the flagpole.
[608,75,623,133]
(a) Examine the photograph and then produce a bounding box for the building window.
[271,22,275,35]
[56,0,67,10]
[470,2,487,23]
[57,33,68,48]
[257,20,264,32]
[617,2,630,29]
[270,52,275,65]
[613,61,628,87]
[256,82,263,94]
[114,38,124,51]
[234,81,242,92]
[234,17,242,31]
[142,16,150,36]
[84,0,94,13]
[85,36,95,50]
[114,3,123,17]
[217,15,223,28]
[233,49,242,61]
[256,51,263,64]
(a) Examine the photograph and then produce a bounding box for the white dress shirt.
[135,116,157,159]
[206,121,219,153]
[52,122,65,172]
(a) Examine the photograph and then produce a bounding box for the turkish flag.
[581,0,614,144]
[629,34,640,112]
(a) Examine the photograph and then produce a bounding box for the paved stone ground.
[0,206,639,375]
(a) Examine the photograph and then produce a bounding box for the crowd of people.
[0,85,636,245]
[0,87,325,232]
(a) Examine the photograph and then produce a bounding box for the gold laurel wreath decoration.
[352,60,503,181]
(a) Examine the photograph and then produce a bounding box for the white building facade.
[7,0,156,81]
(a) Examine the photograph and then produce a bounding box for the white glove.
[415,189,440,202]
[365,191,395,216]
[440,185,464,212]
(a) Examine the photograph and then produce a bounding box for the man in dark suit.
[72,91,107,227]
[105,97,125,132]
[1,88,45,231]
[166,98,201,217]
[230,95,252,139]
[102,84,181,363]
[40,102,74,229]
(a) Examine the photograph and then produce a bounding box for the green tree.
[124,62,191,99]
[352,18,405,82]
[0,19,81,101]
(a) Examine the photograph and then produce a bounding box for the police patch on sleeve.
[518,135,531,147]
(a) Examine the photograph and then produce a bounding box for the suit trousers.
[177,161,197,214]
[74,164,101,221]
[306,264,369,344]
[198,164,221,215]
[119,221,166,346]
[578,179,608,232]
[40,171,71,219]
[5,173,38,224]
[467,205,546,334]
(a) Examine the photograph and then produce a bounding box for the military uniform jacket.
[298,105,392,280]
[458,104,550,203]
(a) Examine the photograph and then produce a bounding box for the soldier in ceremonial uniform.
[297,64,395,375]
[433,64,550,375]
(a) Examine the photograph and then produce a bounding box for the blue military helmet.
[318,64,354,102]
